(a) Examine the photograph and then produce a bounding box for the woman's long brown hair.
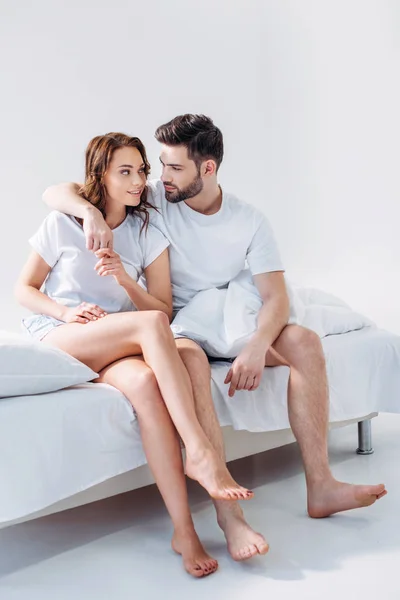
[78,132,154,232]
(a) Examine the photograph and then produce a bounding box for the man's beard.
[164,174,204,204]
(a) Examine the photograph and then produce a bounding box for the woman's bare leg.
[44,311,252,501]
[96,356,217,578]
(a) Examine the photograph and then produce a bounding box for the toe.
[223,489,233,501]
[202,561,217,576]
[205,560,217,573]
[240,545,252,560]
[226,489,237,500]
[247,544,258,558]
[189,564,205,578]
[257,540,270,555]
[218,489,232,501]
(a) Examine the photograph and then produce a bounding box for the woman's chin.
[126,198,141,207]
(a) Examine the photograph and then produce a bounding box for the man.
[43,114,386,562]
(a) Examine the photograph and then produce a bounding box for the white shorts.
[22,314,65,341]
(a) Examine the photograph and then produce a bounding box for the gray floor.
[1,414,399,600]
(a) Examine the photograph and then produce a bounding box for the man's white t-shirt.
[146,179,284,310]
[29,212,169,314]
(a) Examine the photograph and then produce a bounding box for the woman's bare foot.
[308,480,387,518]
[185,448,253,501]
[171,529,218,578]
[217,509,269,561]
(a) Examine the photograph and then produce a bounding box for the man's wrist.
[249,330,272,353]
[83,203,101,219]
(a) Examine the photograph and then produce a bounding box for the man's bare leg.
[267,324,387,517]
[176,338,269,561]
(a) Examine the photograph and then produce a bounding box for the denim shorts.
[22,314,65,341]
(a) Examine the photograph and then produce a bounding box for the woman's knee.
[120,366,163,408]
[139,310,172,338]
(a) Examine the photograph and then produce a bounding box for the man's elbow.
[42,182,78,207]
[42,184,56,206]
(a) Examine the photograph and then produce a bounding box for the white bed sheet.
[1,326,399,523]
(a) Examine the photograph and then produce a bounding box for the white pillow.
[0,330,98,398]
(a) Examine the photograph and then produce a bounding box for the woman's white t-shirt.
[29,212,169,314]
[146,179,284,310]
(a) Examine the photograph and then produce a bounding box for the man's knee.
[279,325,324,365]
[176,339,210,367]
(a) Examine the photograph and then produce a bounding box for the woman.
[15,133,253,578]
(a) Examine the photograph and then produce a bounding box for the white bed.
[1,325,399,528]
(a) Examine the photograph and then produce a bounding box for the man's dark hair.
[155,114,224,171]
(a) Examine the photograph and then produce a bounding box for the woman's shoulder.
[37,210,77,230]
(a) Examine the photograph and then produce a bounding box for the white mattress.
[1,326,399,524]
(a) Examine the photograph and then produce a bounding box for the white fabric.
[171,269,374,358]
[146,179,284,309]
[1,327,399,523]
[29,212,169,314]
[0,330,97,398]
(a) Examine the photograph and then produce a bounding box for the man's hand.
[83,206,113,252]
[94,249,129,286]
[61,302,107,324]
[224,342,267,397]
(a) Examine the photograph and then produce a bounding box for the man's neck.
[184,184,222,216]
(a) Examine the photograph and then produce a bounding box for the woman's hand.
[94,249,129,286]
[83,206,113,251]
[61,302,107,324]
[224,342,267,397]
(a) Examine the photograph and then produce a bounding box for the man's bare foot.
[308,480,387,518]
[218,512,269,561]
[171,529,218,578]
[185,448,253,501]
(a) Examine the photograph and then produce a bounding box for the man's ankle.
[215,502,244,526]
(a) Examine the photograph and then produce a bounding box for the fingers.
[94,252,121,277]
[236,374,246,391]
[228,372,242,397]
[249,375,261,391]
[78,302,107,321]
[91,239,112,253]
[92,239,101,253]
[100,269,119,277]
[101,234,113,250]
[86,235,94,252]
[224,368,233,385]
[226,368,262,395]
[97,267,118,277]
[94,257,114,271]
[74,316,90,324]
[95,248,116,259]
[243,376,254,391]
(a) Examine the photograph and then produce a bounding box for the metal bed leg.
[356,420,374,455]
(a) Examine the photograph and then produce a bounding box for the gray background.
[1,0,399,333]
